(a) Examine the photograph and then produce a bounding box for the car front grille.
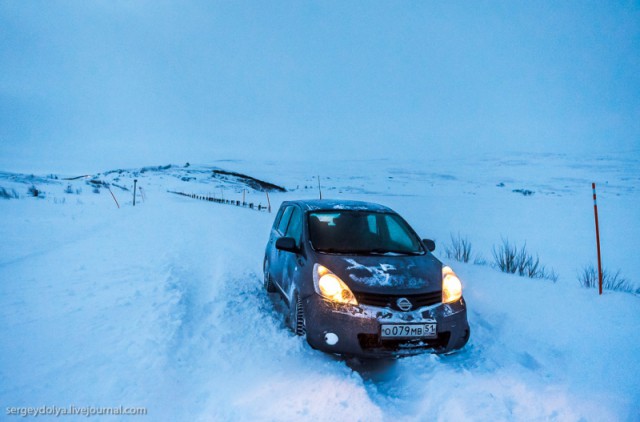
[354,290,442,311]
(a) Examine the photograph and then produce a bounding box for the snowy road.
[1,157,639,421]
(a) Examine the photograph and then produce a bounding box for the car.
[263,199,470,358]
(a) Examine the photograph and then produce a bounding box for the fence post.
[107,187,120,209]
[133,179,137,206]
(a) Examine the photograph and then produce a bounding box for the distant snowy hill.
[1,153,638,420]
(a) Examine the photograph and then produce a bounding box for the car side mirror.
[422,238,436,252]
[276,237,299,253]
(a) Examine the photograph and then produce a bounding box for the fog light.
[324,332,339,345]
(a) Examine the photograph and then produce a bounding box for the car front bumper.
[302,294,470,358]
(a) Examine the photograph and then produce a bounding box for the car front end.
[302,262,470,358]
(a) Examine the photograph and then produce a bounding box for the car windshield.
[307,210,425,255]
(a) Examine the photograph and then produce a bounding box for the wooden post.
[107,187,120,209]
[592,183,603,295]
[133,179,137,206]
[317,175,322,200]
[266,191,271,213]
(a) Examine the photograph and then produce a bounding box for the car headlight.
[442,266,463,304]
[313,264,358,305]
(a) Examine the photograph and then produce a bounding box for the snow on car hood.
[317,253,442,294]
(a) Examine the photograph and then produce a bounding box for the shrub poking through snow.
[512,189,534,196]
[0,187,19,199]
[492,238,557,281]
[445,233,473,263]
[64,184,74,194]
[28,185,39,197]
[473,254,488,266]
[578,265,638,293]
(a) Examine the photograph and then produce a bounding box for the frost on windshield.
[345,259,423,287]
[332,204,372,210]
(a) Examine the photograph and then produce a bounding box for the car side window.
[367,214,379,235]
[277,206,294,234]
[285,207,303,247]
[273,207,285,230]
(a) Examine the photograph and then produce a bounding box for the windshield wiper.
[316,248,362,254]
[316,248,422,256]
[367,248,422,256]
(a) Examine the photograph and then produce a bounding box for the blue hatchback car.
[264,199,470,358]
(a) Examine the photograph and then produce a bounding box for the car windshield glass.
[308,211,425,255]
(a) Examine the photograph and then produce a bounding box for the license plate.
[380,323,437,339]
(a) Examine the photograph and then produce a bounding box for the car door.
[269,205,294,292]
[280,206,305,298]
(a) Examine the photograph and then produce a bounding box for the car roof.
[282,199,395,213]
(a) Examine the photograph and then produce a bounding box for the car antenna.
[317,175,322,200]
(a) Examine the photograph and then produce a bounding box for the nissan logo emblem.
[396,297,412,311]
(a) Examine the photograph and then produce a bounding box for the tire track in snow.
[149,260,384,421]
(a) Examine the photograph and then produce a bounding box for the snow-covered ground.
[1,153,639,421]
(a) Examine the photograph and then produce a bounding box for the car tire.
[293,295,306,336]
[263,259,276,293]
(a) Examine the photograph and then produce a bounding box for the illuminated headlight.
[313,264,358,305]
[442,266,463,304]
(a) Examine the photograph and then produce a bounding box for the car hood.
[316,253,442,295]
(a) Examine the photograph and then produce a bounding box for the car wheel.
[293,295,306,336]
[263,259,276,293]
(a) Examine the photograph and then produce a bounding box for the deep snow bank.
[1,155,639,421]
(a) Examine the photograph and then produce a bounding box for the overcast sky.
[1,1,639,173]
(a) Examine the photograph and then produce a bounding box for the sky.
[1,1,639,173]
